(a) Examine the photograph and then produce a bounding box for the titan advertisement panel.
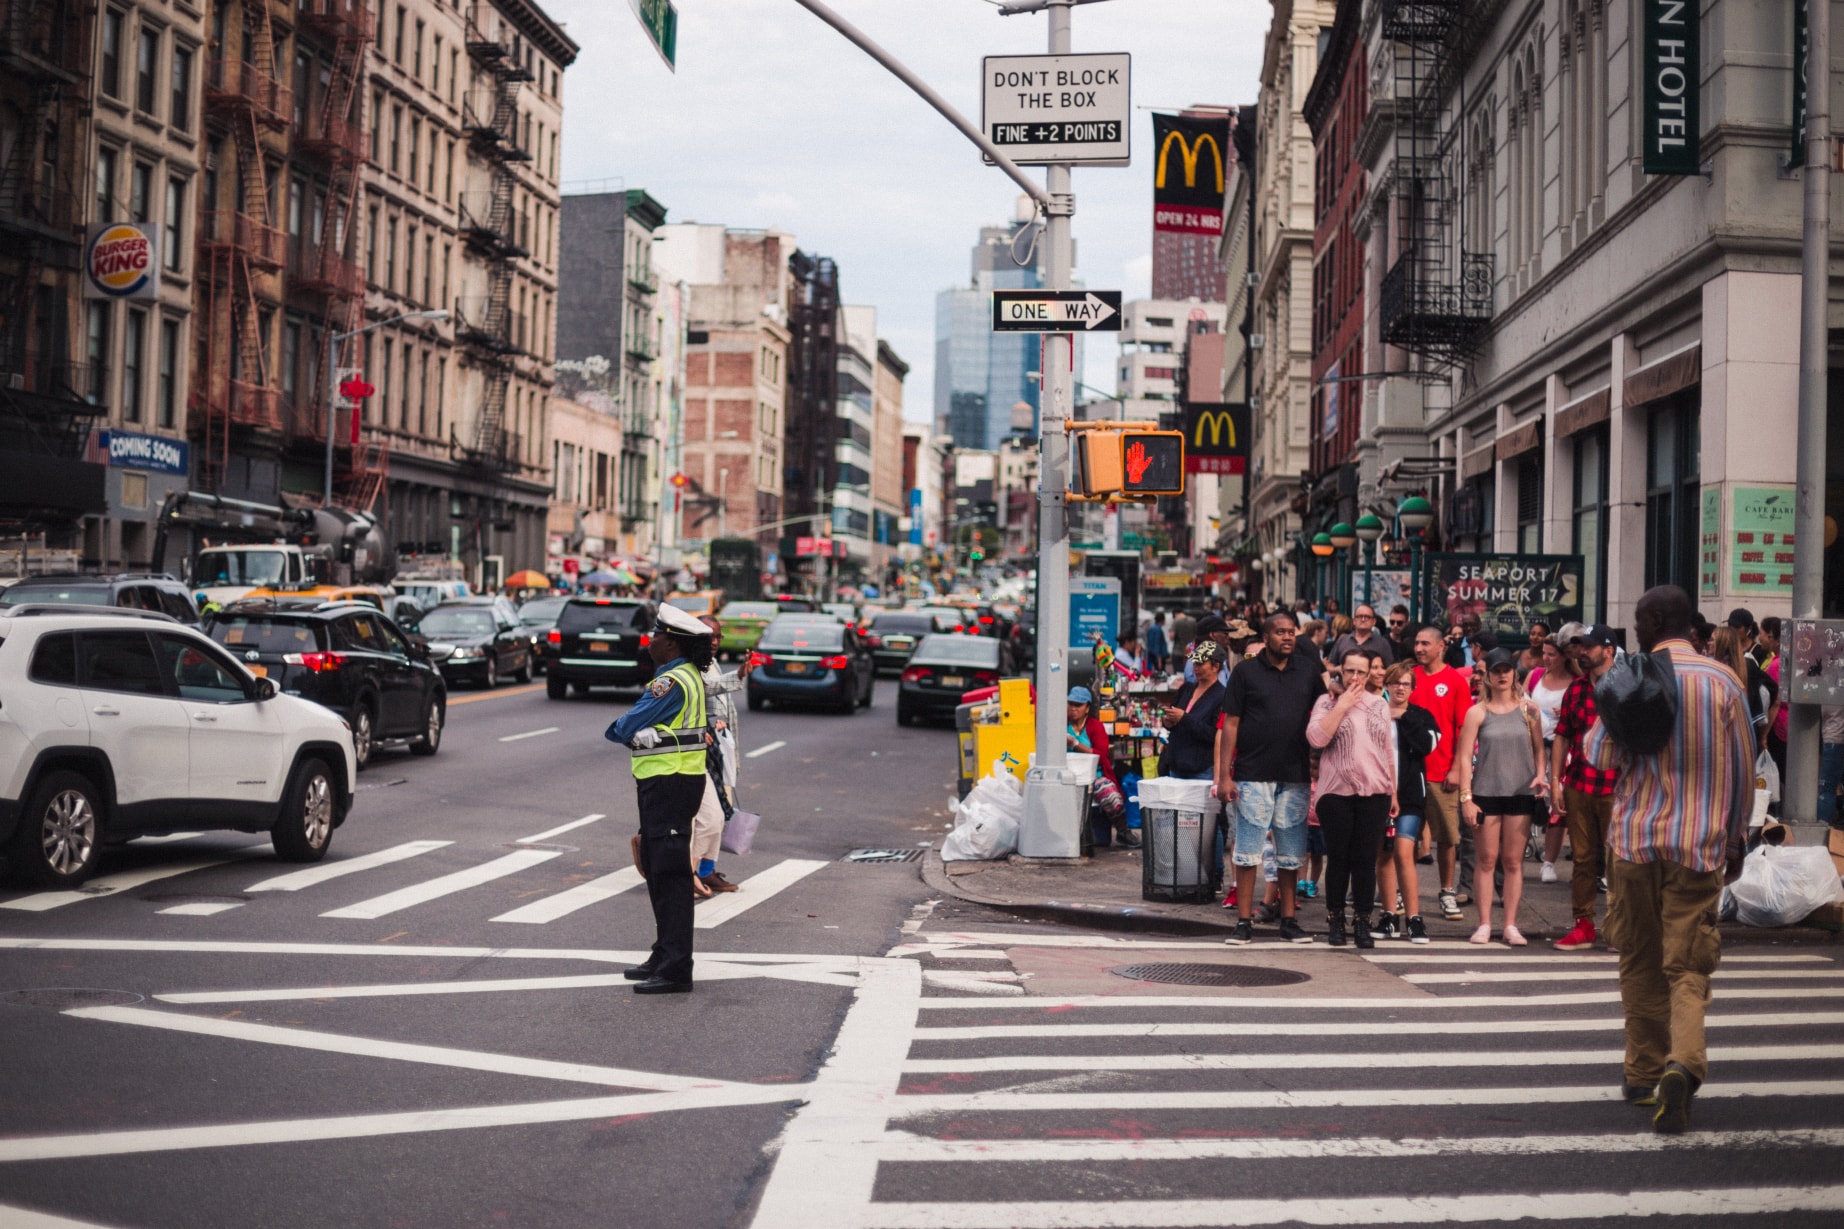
[1152,113,1230,235]
[1642,0,1700,175]
[1181,401,1248,475]
[1425,553,1585,648]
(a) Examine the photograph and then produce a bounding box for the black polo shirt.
[1223,649,1326,783]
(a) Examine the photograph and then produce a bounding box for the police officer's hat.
[655,604,712,639]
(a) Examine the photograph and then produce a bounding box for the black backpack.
[1594,649,1679,756]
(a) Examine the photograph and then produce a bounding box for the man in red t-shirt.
[1410,625,1474,920]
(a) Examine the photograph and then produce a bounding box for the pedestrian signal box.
[1070,426,1186,500]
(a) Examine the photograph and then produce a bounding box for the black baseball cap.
[1194,614,1228,638]
[1483,647,1518,672]
[1577,623,1619,648]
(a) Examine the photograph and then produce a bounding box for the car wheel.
[272,758,335,863]
[896,702,914,727]
[570,681,590,696]
[349,702,376,770]
[483,656,499,689]
[514,653,532,684]
[860,674,875,709]
[547,673,567,700]
[9,770,103,887]
[409,695,444,756]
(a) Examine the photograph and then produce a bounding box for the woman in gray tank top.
[1454,648,1548,946]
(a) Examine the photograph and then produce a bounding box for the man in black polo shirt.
[1215,611,1326,945]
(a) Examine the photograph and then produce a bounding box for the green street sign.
[629,0,677,72]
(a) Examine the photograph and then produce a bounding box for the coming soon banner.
[1152,112,1230,235]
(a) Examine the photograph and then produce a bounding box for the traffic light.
[1071,427,1185,499]
[969,529,984,562]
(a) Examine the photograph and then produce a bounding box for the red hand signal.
[1125,440,1152,484]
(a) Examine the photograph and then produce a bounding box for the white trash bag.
[1724,845,1844,929]
[942,770,1025,861]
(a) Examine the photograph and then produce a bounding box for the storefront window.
[1572,426,1610,622]
[1516,453,1543,553]
[1645,395,1700,592]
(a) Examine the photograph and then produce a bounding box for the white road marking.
[515,813,605,844]
[491,868,644,924]
[245,840,452,892]
[850,1187,1844,1228]
[1363,952,1829,965]
[0,1203,118,1227]
[693,859,828,929]
[1406,968,1844,984]
[319,849,562,919]
[889,949,1011,961]
[915,986,1844,1010]
[888,1080,1844,1115]
[0,859,237,912]
[156,902,244,917]
[744,740,787,759]
[0,936,907,968]
[876,1125,1844,1162]
[498,726,560,742]
[899,1043,1844,1074]
[912,1010,1844,1041]
[68,1004,755,1093]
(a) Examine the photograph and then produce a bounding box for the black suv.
[546,597,656,698]
[0,573,199,624]
[205,600,445,768]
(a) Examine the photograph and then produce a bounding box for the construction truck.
[152,491,393,608]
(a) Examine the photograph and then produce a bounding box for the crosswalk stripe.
[915,986,1844,1010]
[515,813,605,844]
[900,1043,1844,1074]
[319,849,562,919]
[1364,953,1829,964]
[157,902,244,917]
[852,1186,1844,1228]
[694,859,828,929]
[890,1079,1844,1114]
[876,1124,1844,1162]
[245,840,453,893]
[1406,968,1844,984]
[0,1202,116,1228]
[0,858,237,912]
[491,868,644,924]
[912,1010,1844,1041]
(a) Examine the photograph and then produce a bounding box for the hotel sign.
[1642,0,1700,175]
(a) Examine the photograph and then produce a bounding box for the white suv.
[0,605,358,887]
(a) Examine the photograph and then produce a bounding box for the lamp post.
[1310,531,1334,610]
[1327,521,1356,612]
[1353,512,1384,612]
[1397,494,1435,623]
[324,309,449,506]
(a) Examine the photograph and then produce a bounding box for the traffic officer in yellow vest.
[606,603,713,994]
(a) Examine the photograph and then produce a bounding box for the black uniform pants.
[636,772,705,982]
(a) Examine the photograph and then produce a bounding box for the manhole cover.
[843,848,923,863]
[0,988,145,1011]
[1109,963,1310,988]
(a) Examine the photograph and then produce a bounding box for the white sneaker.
[1540,861,1558,884]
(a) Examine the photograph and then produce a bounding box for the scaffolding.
[1379,0,1491,366]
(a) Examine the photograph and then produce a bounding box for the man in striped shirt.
[1584,585,1755,1135]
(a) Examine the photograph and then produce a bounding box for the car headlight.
[450,648,482,661]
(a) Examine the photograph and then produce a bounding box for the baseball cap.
[1726,607,1757,632]
[1577,624,1619,648]
[1194,614,1229,638]
[1554,621,1587,646]
[1067,686,1094,705]
[1190,639,1228,665]
[1483,647,1518,672]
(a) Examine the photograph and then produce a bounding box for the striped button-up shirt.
[1583,639,1756,874]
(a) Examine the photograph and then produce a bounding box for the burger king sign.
[85,222,159,300]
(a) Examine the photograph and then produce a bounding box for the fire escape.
[784,251,839,523]
[1378,0,1491,366]
[459,2,531,473]
[195,0,292,491]
[295,0,383,510]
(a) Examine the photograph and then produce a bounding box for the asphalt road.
[0,676,962,1229]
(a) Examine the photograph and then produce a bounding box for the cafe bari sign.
[1642,0,1700,175]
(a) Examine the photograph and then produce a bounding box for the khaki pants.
[689,777,724,871]
[1563,786,1614,921]
[1605,858,1724,1088]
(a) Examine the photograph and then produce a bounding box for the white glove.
[630,728,661,750]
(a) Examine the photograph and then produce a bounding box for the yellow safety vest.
[631,660,708,779]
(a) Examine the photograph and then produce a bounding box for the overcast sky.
[545,0,1267,423]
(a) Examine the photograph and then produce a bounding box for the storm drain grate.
[843,847,924,864]
[0,988,146,1011]
[1109,963,1311,988]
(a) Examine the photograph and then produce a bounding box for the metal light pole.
[1328,520,1356,612]
[323,309,448,505]
[1398,494,1434,625]
[1354,512,1384,611]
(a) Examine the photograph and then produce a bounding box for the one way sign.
[991,289,1122,333]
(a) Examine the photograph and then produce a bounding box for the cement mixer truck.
[151,491,394,607]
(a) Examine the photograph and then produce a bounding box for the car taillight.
[639,634,651,648]
[821,654,850,670]
[901,666,926,683]
[547,629,561,645]
[970,670,999,687]
[978,615,994,624]
[282,651,346,673]
[862,634,881,649]
[747,651,769,670]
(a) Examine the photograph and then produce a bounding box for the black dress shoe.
[632,976,693,995]
[622,964,659,982]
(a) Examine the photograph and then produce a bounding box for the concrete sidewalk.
[922,822,1844,946]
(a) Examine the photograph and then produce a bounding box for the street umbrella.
[609,567,641,586]
[579,570,622,586]
[505,569,550,589]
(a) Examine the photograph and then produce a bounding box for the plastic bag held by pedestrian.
[1724,845,1844,928]
[1594,648,1679,755]
[942,770,1024,861]
[722,809,760,855]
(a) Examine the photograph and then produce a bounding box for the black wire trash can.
[1135,777,1221,904]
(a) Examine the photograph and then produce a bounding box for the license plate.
[246,665,267,678]
[588,641,609,653]
[890,638,912,647]
[942,674,964,688]
[784,662,809,675]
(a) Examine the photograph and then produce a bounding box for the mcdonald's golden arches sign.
[1153,112,1231,235]
[1181,402,1249,475]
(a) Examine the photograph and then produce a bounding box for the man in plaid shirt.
[1549,624,1621,950]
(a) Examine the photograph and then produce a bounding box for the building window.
[407,119,419,188]
[130,163,151,223]
[157,319,179,428]
[379,339,392,426]
[136,27,159,115]
[432,36,442,93]
[101,10,124,99]
[405,224,417,301]
[281,321,299,398]
[390,106,402,174]
[384,216,396,291]
[370,91,383,161]
[394,6,407,65]
[413,19,425,78]
[365,205,379,279]
[435,357,445,439]
[1515,452,1544,553]
[122,309,146,423]
[1572,425,1610,621]
[423,235,434,304]
[287,177,304,240]
[85,303,110,407]
[1645,395,1701,591]
[95,147,117,220]
[170,46,192,131]
[163,177,184,272]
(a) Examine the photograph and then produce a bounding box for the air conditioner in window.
[1249,334,1265,350]
[1246,272,1261,288]
[1249,392,1262,412]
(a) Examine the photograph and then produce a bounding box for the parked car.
[0,573,199,624]
[745,616,876,714]
[516,595,571,673]
[206,601,446,768]
[714,600,780,660]
[545,597,657,698]
[0,605,357,886]
[413,598,533,689]
[863,611,954,674]
[897,633,1010,726]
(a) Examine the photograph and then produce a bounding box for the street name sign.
[982,53,1131,166]
[991,290,1122,332]
[628,0,677,72]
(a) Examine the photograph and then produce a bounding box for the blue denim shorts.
[1394,812,1424,843]
[1231,781,1309,870]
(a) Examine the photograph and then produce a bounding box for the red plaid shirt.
[1555,674,1617,796]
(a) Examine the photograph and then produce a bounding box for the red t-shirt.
[1410,664,1473,782]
